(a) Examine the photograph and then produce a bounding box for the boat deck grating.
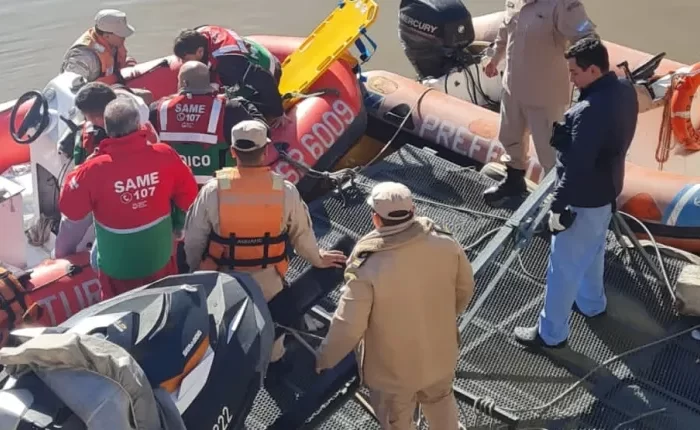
[246,146,700,429]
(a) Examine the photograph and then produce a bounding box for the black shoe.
[513,325,567,349]
[572,302,607,319]
[483,166,528,206]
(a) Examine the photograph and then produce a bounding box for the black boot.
[483,166,527,206]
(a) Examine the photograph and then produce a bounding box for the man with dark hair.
[73,82,117,165]
[514,37,639,348]
[183,120,346,362]
[73,82,157,166]
[172,27,287,127]
[59,98,198,298]
[61,9,137,84]
[316,181,475,430]
[150,61,264,187]
[482,0,597,206]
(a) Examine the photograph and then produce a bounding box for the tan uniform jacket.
[183,176,324,301]
[493,0,597,107]
[317,217,475,393]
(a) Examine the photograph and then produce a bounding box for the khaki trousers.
[497,90,566,173]
[370,376,460,430]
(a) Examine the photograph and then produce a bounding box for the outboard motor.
[399,0,476,79]
[0,271,274,430]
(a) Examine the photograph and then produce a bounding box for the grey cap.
[366,182,414,220]
[95,9,134,38]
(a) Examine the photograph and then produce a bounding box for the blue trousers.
[538,204,612,345]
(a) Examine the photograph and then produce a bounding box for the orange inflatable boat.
[22,252,102,327]
[364,12,700,253]
[0,36,367,191]
[0,35,367,330]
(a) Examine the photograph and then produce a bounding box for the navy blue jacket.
[551,72,638,213]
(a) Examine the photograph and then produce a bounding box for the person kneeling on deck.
[61,9,137,85]
[151,61,264,187]
[172,27,288,128]
[59,97,199,298]
[315,182,476,430]
[514,38,638,348]
[183,120,346,362]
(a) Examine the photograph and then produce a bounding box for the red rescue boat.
[0,35,367,329]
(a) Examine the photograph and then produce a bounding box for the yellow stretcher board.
[279,0,378,109]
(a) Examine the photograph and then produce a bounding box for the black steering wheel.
[10,90,50,145]
[631,52,667,82]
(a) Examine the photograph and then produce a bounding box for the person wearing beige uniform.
[183,120,346,362]
[483,0,597,206]
[62,9,138,84]
[315,182,475,430]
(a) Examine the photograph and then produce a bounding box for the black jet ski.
[0,271,274,429]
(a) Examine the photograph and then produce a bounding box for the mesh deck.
[247,146,700,429]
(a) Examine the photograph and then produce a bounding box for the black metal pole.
[459,169,556,333]
[453,170,557,429]
[469,170,557,276]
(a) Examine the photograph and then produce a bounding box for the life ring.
[670,62,700,151]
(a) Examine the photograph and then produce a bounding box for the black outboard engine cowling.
[399,0,476,79]
[0,271,274,430]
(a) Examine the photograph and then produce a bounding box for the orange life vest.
[0,268,43,347]
[71,28,128,85]
[200,166,289,276]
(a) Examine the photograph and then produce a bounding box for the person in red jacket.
[59,97,198,298]
[172,26,288,127]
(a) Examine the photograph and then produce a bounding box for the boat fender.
[670,62,700,151]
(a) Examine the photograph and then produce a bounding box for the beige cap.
[366,182,414,220]
[95,9,134,38]
[231,120,271,152]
